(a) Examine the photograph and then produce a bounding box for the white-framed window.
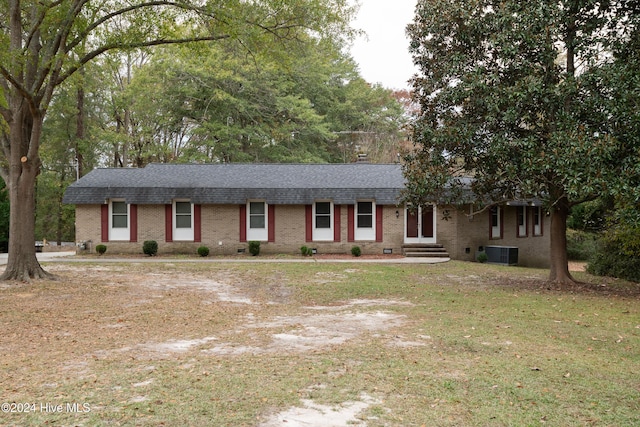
[517,206,527,237]
[174,200,194,241]
[247,200,268,241]
[313,201,333,241]
[532,206,543,236]
[355,201,375,241]
[109,200,129,241]
[490,206,502,239]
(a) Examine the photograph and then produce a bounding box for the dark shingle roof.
[63,163,405,205]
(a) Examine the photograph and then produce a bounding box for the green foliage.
[143,240,158,256]
[586,194,640,279]
[587,238,640,283]
[350,246,361,257]
[568,199,612,233]
[476,251,488,263]
[95,244,107,255]
[300,246,313,256]
[566,230,599,261]
[104,38,407,166]
[35,171,77,243]
[248,241,260,256]
[197,246,210,257]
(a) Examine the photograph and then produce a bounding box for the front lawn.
[1,261,638,426]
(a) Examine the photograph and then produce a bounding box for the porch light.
[395,210,400,218]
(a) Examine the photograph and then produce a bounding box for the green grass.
[0,261,638,426]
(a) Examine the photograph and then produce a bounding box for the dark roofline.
[63,163,406,205]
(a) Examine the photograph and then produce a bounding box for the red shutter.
[165,204,173,242]
[268,204,276,242]
[101,204,109,242]
[194,204,202,242]
[347,205,355,242]
[129,204,138,242]
[239,205,247,242]
[305,205,313,242]
[333,205,341,242]
[376,205,383,242]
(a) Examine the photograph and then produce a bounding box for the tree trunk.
[548,197,575,284]
[75,82,85,179]
[56,169,66,246]
[1,109,55,281]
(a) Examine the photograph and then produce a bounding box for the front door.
[405,205,436,244]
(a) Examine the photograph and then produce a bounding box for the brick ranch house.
[62,163,550,267]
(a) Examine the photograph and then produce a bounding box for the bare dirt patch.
[260,392,380,427]
[206,309,407,356]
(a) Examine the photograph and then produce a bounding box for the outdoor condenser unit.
[485,246,518,266]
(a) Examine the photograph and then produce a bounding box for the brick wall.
[435,204,550,268]
[76,202,549,266]
[75,203,405,256]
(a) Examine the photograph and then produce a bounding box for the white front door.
[404,205,436,244]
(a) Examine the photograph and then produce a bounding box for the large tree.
[96,37,407,166]
[404,0,639,284]
[0,0,355,280]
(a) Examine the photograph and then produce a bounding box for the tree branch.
[0,66,38,113]
[31,0,89,105]
[64,0,217,55]
[23,0,70,56]
[56,34,232,86]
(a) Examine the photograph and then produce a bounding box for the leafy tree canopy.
[404,0,640,283]
[91,31,407,166]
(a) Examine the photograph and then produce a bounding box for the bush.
[143,240,158,256]
[476,251,488,263]
[566,229,599,261]
[248,241,260,256]
[351,246,361,257]
[95,244,107,255]
[197,246,210,257]
[300,246,313,256]
[587,237,640,282]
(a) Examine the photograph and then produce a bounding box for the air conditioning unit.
[485,246,518,266]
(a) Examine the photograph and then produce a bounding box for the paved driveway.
[0,251,77,266]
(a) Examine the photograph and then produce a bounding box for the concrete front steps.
[402,243,450,258]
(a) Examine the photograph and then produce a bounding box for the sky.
[349,0,417,90]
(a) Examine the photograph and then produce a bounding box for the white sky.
[349,0,417,90]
